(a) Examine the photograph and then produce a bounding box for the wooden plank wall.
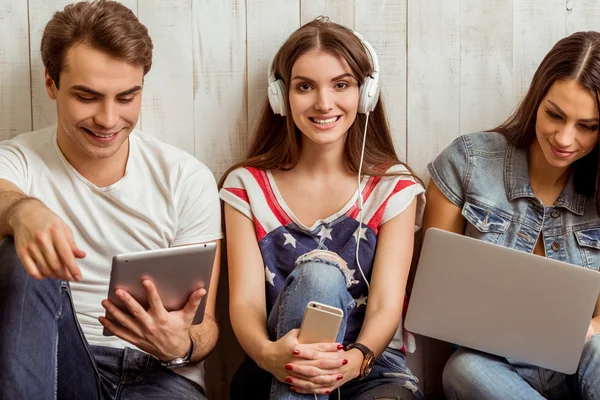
[6,0,599,184]
[1,0,599,398]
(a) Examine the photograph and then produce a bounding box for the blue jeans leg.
[339,348,423,400]
[0,237,100,399]
[0,238,206,400]
[442,347,545,400]
[92,345,207,400]
[444,339,600,400]
[577,334,600,400]
[266,255,356,400]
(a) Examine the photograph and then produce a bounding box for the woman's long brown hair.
[492,31,600,215]
[220,17,418,186]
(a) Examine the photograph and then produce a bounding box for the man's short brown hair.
[41,0,153,88]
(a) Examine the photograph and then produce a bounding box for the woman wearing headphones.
[424,31,600,399]
[220,17,425,399]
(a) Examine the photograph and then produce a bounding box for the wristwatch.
[161,339,194,369]
[346,342,375,380]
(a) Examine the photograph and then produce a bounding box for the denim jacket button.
[551,210,560,218]
[551,241,560,251]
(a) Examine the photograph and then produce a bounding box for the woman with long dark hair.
[424,31,600,399]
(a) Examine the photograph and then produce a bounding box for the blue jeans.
[443,338,600,400]
[0,238,205,400]
[230,252,423,400]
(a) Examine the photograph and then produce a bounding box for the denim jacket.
[428,131,600,271]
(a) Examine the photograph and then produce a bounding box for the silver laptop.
[405,228,600,374]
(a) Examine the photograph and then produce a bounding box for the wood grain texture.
[301,0,353,26]
[460,0,513,135]
[246,0,299,136]
[355,0,407,159]
[406,0,461,181]
[139,0,194,150]
[0,0,31,139]
[512,0,565,101]
[192,0,247,178]
[192,2,247,394]
[567,0,600,33]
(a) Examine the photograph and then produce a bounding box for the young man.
[0,1,221,399]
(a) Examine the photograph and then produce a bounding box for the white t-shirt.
[0,126,222,389]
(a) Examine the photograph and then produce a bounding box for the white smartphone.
[297,301,344,344]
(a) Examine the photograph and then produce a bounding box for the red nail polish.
[325,390,331,394]
[342,359,348,365]
[290,387,297,393]
[285,364,293,371]
[337,344,344,350]
[285,377,292,383]
[293,350,300,355]
[337,374,343,380]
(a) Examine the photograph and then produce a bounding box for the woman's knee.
[294,253,350,292]
[442,348,489,398]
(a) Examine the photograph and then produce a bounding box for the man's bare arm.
[189,240,221,363]
[0,179,28,238]
[189,314,219,363]
[0,178,85,280]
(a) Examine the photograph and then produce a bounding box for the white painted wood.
[0,0,31,139]
[407,0,461,179]
[300,0,353,27]
[512,0,565,101]
[460,0,514,135]
[192,0,247,178]
[567,0,600,34]
[28,0,137,131]
[139,0,194,150]
[355,0,407,159]
[246,0,299,135]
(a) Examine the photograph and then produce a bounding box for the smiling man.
[0,1,221,399]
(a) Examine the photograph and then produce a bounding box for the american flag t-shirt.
[220,165,425,353]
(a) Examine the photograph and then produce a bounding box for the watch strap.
[346,342,374,380]
[161,339,193,369]
[346,342,373,357]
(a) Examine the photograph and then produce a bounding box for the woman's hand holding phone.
[262,301,361,394]
[284,343,364,395]
[259,328,348,395]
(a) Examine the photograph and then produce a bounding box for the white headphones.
[267,30,380,116]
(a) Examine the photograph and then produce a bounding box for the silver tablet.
[102,242,217,336]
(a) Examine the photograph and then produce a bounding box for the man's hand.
[99,279,206,361]
[9,198,85,281]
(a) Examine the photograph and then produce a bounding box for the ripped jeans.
[230,250,423,400]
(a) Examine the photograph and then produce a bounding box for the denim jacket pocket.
[574,227,600,270]
[462,202,510,244]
